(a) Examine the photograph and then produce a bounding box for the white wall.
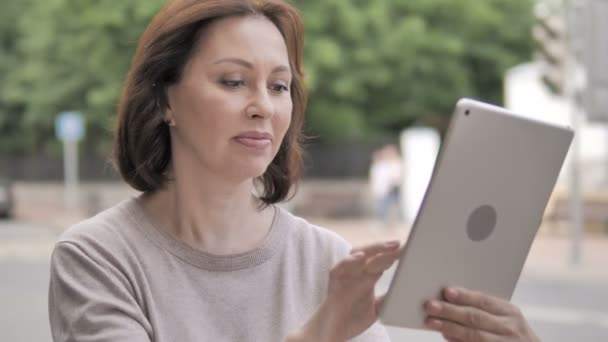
[400,127,440,225]
[504,62,608,189]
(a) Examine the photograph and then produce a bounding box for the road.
[0,220,57,342]
[1,219,607,341]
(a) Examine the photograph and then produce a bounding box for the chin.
[232,160,272,180]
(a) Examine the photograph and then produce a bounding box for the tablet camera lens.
[465,110,470,116]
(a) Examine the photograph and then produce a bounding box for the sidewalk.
[307,217,608,284]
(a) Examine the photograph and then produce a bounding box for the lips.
[234,131,272,149]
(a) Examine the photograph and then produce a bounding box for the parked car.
[0,178,14,218]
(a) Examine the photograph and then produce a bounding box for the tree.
[0,0,32,153]
[1,0,165,154]
[295,0,535,140]
[0,0,534,153]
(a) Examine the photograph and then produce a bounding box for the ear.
[163,85,176,127]
[164,108,176,127]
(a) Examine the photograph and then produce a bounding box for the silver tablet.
[379,98,574,329]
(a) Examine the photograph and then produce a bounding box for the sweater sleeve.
[48,241,152,342]
[322,230,392,342]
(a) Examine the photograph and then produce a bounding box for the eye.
[270,82,289,93]
[221,79,244,88]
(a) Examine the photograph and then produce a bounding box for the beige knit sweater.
[48,197,390,341]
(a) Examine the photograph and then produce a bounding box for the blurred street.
[2,214,607,342]
[0,220,57,342]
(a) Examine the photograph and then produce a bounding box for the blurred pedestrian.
[47,1,541,341]
[369,144,403,229]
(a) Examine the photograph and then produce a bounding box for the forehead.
[193,15,290,65]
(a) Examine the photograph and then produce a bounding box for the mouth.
[234,131,273,150]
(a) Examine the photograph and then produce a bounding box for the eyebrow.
[212,57,291,74]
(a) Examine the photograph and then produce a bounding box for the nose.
[245,86,274,119]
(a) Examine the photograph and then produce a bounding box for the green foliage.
[0,0,165,154]
[0,0,534,153]
[295,0,535,139]
[0,0,31,152]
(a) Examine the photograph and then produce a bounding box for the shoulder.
[50,198,151,295]
[278,206,352,264]
[53,198,146,266]
[49,200,154,340]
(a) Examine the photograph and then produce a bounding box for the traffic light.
[533,5,569,95]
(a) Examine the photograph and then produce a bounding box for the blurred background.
[1,0,606,341]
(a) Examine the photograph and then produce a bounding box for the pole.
[568,93,583,266]
[64,140,79,212]
[565,0,583,266]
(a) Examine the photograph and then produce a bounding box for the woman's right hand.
[288,240,402,342]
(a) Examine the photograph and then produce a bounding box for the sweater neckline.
[124,196,287,272]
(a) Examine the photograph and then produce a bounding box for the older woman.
[48,1,540,341]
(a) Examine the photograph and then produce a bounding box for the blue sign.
[55,111,85,141]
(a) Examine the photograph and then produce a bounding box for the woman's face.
[166,15,292,181]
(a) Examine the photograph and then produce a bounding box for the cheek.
[192,93,244,133]
[275,99,293,135]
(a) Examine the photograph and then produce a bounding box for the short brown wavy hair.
[113,0,307,204]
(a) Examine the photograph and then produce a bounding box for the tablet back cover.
[380,98,573,329]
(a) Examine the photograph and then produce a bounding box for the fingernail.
[385,241,400,248]
[425,318,442,329]
[445,287,458,299]
[427,300,441,312]
[352,252,365,259]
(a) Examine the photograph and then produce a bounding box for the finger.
[351,240,400,257]
[443,287,514,316]
[332,251,366,277]
[426,318,502,342]
[364,249,401,274]
[425,300,510,335]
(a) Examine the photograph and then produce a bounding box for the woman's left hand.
[424,287,541,342]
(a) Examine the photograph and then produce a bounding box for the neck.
[140,172,274,255]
